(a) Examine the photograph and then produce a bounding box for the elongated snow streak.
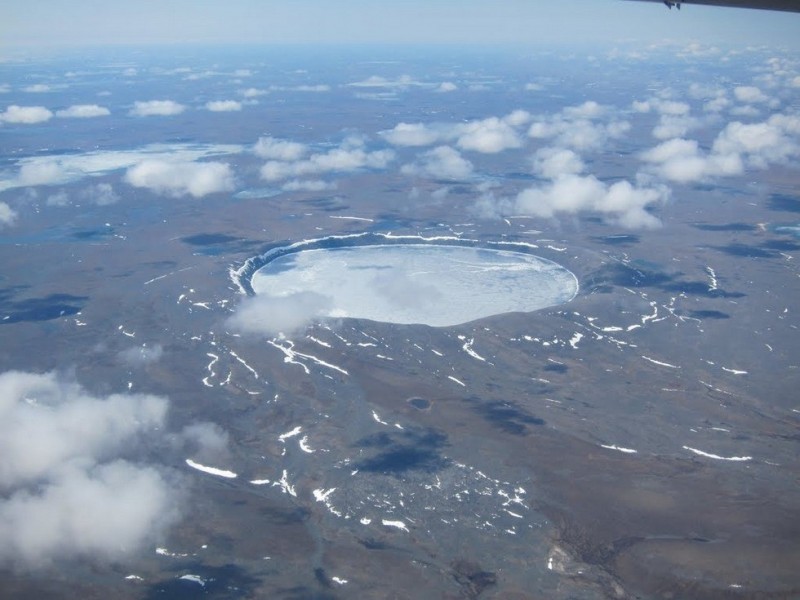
[268,339,348,375]
[706,266,718,291]
[203,352,219,387]
[275,469,297,496]
[683,446,752,461]
[382,519,409,532]
[641,355,680,369]
[279,426,302,441]
[229,350,259,379]
[185,458,237,478]
[448,375,466,387]
[721,366,748,375]
[459,336,486,362]
[330,215,374,222]
[600,444,638,454]
[568,332,583,349]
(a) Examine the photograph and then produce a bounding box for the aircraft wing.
[628,0,800,12]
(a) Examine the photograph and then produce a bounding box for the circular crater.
[247,237,578,327]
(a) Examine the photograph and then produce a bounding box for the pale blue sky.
[2,0,799,50]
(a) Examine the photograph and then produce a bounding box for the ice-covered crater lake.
[251,243,578,327]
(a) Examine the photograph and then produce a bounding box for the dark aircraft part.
[632,0,800,12]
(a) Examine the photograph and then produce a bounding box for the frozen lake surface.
[251,244,578,326]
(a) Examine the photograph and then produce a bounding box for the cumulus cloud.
[436,82,457,93]
[381,112,527,153]
[125,160,234,197]
[1,144,243,194]
[642,114,800,183]
[347,74,423,89]
[0,202,17,227]
[401,146,474,181]
[640,138,742,183]
[130,100,185,117]
[205,100,242,112]
[227,292,332,337]
[528,101,629,151]
[512,174,667,229]
[260,140,394,182]
[455,116,522,153]
[733,85,769,104]
[118,343,164,367]
[240,87,268,98]
[532,147,585,178]
[253,136,307,161]
[0,105,53,124]
[82,182,119,205]
[281,179,336,192]
[631,96,701,139]
[17,160,67,186]
[381,122,442,147]
[22,84,52,93]
[55,104,110,118]
[0,371,179,568]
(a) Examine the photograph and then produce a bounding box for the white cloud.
[0,143,243,194]
[0,202,16,227]
[382,111,528,153]
[380,122,442,147]
[563,100,607,120]
[528,101,629,151]
[712,117,799,168]
[205,100,242,112]
[281,179,336,192]
[125,160,235,197]
[0,371,179,568]
[227,292,332,337]
[253,136,307,161]
[401,146,474,181]
[55,104,110,118]
[130,100,185,117]
[652,115,701,140]
[532,147,584,179]
[347,75,424,89]
[512,174,667,229]
[46,190,70,206]
[733,85,769,104]
[455,116,522,153]
[641,138,742,183]
[23,84,51,93]
[18,161,67,186]
[118,343,164,366]
[82,182,119,205]
[260,143,394,181]
[436,82,457,93]
[240,87,268,98]
[0,105,53,124]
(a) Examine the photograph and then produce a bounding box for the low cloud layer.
[55,104,110,118]
[401,146,474,181]
[528,101,630,151]
[130,100,186,117]
[641,113,800,183]
[253,136,307,161]
[381,112,526,154]
[0,105,53,124]
[205,100,242,112]
[0,371,178,567]
[514,174,667,229]
[259,138,394,182]
[0,202,17,226]
[227,292,332,337]
[125,159,235,197]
